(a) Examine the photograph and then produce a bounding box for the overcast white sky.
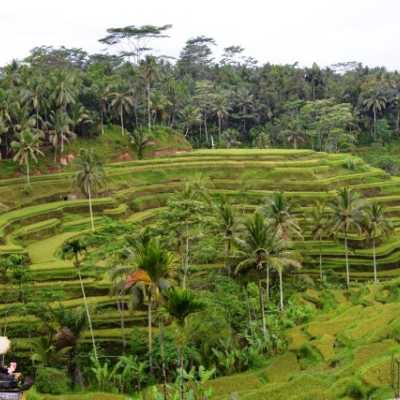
[1,0,399,69]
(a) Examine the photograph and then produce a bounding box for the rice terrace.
[2,4,400,399]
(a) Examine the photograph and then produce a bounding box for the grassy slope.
[0,125,191,180]
[209,282,400,399]
[2,148,400,399]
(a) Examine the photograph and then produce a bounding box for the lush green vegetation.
[0,148,399,400]
[1,23,400,183]
[2,22,400,400]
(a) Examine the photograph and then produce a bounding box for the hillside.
[1,149,400,399]
[0,125,191,180]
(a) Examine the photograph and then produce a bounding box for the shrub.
[344,378,367,399]
[25,388,42,400]
[344,158,357,170]
[35,367,70,394]
[376,156,399,175]
[298,343,323,369]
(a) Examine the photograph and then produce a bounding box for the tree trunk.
[259,280,267,338]
[182,225,189,288]
[373,108,377,139]
[117,294,126,352]
[147,82,151,131]
[100,111,104,136]
[61,131,64,154]
[179,345,184,400]
[373,238,378,283]
[159,320,168,400]
[148,293,153,373]
[344,235,350,288]
[77,268,97,361]
[120,108,124,136]
[319,233,323,282]
[266,264,270,302]
[26,160,30,186]
[279,269,284,311]
[87,186,95,232]
[218,115,222,139]
[224,238,231,275]
[204,116,209,145]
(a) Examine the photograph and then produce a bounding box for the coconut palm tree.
[213,93,230,139]
[75,149,105,231]
[362,90,388,138]
[140,55,159,131]
[329,188,364,288]
[21,76,43,129]
[109,89,134,135]
[215,199,237,274]
[263,192,303,241]
[128,128,152,160]
[11,130,44,186]
[49,110,76,161]
[180,105,202,137]
[362,203,392,283]
[309,201,328,281]
[123,238,173,372]
[61,239,98,362]
[235,212,301,315]
[52,70,77,112]
[164,287,205,400]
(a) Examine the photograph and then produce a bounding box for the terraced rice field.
[2,149,400,398]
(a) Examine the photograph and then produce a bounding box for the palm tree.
[49,110,76,161]
[140,56,159,131]
[123,238,173,372]
[263,192,303,241]
[128,128,152,160]
[22,76,43,129]
[75,149,105,231]
[180,105,202,137]
[52,70,76,112]
[329,188,364,288]
[61,239,98,361]
[163,287,205,400]
[362,90,388,138]
[363,203,392,283]
[309,201,328,281]
[213,93,230,138]
[235,212,301,315]
[11,130,44,186]
[109,89,134,135]
[215,199,237,274]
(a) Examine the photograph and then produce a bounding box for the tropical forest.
[1,18,400,400]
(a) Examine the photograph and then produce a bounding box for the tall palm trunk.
[182,225,190,288]
[120,107,124,136]
[278,268,284,311]
[258,280,267,338]
[87,186,95,231]
[159,320,168,400]
[148,292,153,373]
[373,107,377,139]
[61,130,64,154]
[26,160,30,186]
[266,264,270,301]
[77,267,97,361]
[372,238,378,283]
[100,110,104,136]
[147,82,151,131]
[344,234,350,288]
[117,292,126,352]
[319,233,323,281]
